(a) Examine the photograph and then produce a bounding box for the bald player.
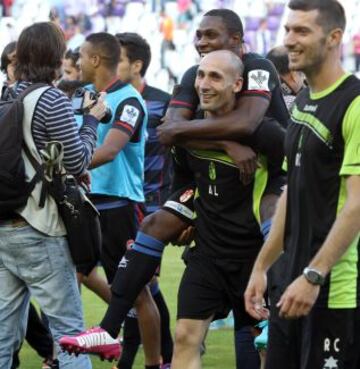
[171,50,278,369]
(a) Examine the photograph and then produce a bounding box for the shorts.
[266,305,360,369]
[162,185,196,225]
[177,248,256,330]
[78,199,143,283]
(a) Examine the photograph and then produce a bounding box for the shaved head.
[195,50,244,116]
[200,50,244,78]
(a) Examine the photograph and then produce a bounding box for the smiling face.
[284,9,330,74]
[194,16,240,58]
[195,51,243,116]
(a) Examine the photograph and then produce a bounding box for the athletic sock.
[101,232,165,337]
[234,326,260,369]
[145,366,160,369]
[153,289,173,364]
[117,316,141,369]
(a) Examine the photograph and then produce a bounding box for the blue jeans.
[0,223,92,369]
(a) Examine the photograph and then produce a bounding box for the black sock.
[117,315,141,369]
[101,234,164,338]
[234,326,260,369]
[145,366,160,369]
[153,289,173,364]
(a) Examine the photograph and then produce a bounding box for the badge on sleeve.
[120,105,140,127]
[247,69,270,91]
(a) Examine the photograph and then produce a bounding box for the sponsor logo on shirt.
[303,104,318,113]
[179,189,194,203]
[120,105,140,127]
[248,69,270,91]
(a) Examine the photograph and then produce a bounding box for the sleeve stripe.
[241,90,271,98]
[241,90,271,97]
[169,99,194,108]
[114,121,134,133]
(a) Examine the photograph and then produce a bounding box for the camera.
[72,87,112,123]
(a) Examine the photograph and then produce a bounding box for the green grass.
[19,247,235,368]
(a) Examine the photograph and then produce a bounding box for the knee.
[174,321,202,349]
[139,212,162,235]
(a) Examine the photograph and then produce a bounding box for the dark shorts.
[177,249,256,330]
[266,306,360,369]
[162,185,195,225]
[77,199,143,283]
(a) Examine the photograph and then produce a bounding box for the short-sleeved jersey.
[284,73,360,309]
[169,52,289,128]
[142,84,172,212]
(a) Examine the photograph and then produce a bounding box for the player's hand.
[87,92,108,121]
[224,142,258,185]
[157,121,181,146]
[277,275,320,319]
[244,268,269,320]
[173,226,195,246]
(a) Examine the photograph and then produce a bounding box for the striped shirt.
[15,81,98,176]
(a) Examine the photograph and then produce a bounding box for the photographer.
[0,22,106,369]
[62,33,161,368]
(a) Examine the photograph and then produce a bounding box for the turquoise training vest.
[77,82,148,202]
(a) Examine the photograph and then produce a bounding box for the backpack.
[0,83,48,217]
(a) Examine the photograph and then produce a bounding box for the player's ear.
[132,60,143,75]
[233,77,243,93]
[327,28,343,49]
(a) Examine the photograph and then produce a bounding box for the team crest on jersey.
[323,356,338,369]
[248,69,270,91]
[120,105,140,127]
[209,161,217,181]
[180,189,194,203]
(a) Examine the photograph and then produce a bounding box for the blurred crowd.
[1,0,360,91]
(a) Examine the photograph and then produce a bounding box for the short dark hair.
[115,33,151,77]
[15,22,66,83]
[1,41,16,74]
[64,47,80,67]
[85,32,120,69]
[266,47,290,75]
[288,0,346,32]
[204,9,244,40]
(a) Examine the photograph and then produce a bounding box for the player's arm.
[277,96,360,319]
[244,187,287,320]
[308,175,360,275]
[158,59,279,144]
[89,98,145,169]
[306,96,360,276]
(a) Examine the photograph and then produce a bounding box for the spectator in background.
[266,45,305,109]
[255,18,271,56]
[61,48,81,81]
[352,28,360,72]
[0,41,16,92]
[159,9,175,69]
